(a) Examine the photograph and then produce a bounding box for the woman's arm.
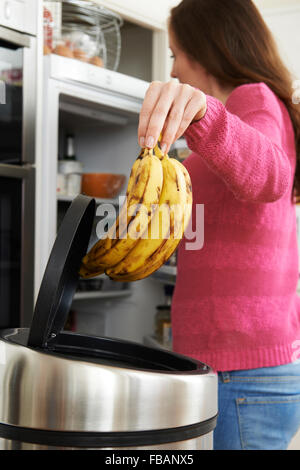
[185,88,292,203]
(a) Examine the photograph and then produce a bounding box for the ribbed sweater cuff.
[185,95,223,145]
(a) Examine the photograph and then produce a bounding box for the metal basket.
[44,0,123,71]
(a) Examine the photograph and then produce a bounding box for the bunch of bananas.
[79,141,192,282]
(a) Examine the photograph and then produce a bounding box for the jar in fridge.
[57,160,83,197]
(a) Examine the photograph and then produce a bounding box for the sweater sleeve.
[184,83,293,203]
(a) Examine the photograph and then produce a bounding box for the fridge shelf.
[57,194,121,206]
[73,290,131,301]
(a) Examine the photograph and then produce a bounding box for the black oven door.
[0,164,35,328]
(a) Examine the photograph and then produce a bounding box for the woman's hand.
[138,81,207,154]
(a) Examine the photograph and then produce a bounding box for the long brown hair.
[170,0,300,203]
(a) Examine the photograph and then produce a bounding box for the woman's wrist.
[191,93,207,124]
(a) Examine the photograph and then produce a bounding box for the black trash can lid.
[27,194,96,349]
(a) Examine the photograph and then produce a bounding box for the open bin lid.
[27,194,96,349]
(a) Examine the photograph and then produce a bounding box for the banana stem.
[154,143,165,160]
[139,133,165,159]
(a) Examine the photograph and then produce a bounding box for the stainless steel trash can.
[0,195,218,450]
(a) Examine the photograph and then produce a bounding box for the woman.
[138,0,300,450]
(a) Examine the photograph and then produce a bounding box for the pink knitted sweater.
[171,82,300,371]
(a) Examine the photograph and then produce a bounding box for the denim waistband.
[218,360,300,383]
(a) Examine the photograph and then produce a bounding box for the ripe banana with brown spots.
[79,141,192,282]
[106,149,190,280]
[106,150,192,282]
[79,148,163,278]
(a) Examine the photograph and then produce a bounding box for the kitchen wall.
[255,0,300,8]
[262,3,300,79]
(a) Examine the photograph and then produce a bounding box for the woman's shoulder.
[225,82,281,116]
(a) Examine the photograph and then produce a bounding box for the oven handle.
[0,25,31,48]
[0,163,33,179]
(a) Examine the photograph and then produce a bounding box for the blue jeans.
[213,361,300,450]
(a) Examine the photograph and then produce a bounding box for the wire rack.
[45,0,123,71]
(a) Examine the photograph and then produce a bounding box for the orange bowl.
[81,173,126,199]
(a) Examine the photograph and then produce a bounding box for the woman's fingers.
[173,89,207,143]
[160,84,194,153]
[139,81,180,149]
[138,81,207,153]
[138,81,164,148]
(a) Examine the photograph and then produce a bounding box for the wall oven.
[0,1,37,328]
